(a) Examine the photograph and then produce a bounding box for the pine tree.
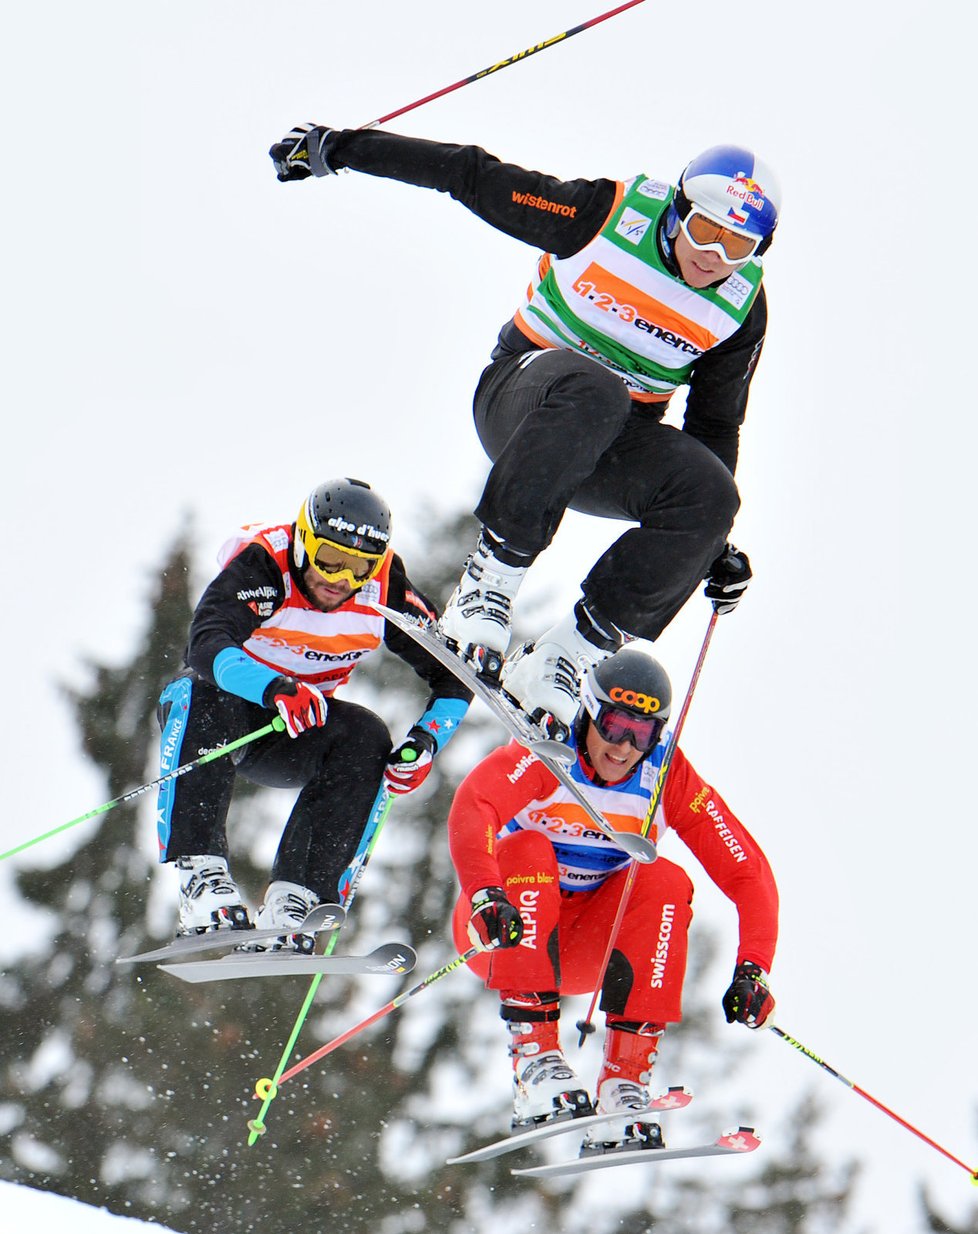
[1,509,866,1233]
[920,1186,978,1233]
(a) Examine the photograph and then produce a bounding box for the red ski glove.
[467,888,524,952]
[722,961,775,1029]
[263,677,328,739]
[383,730,436,796]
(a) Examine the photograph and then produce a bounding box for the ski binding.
[447,1085,693,1164]
[511,1125,761,1178]
[116,902,347,964]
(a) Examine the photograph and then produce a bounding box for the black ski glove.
[269,123,337,181]
[705,543,752,615]
[722,961,775,1029]
[467,888,524,951]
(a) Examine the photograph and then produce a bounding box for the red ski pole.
[250,946,480,1104]
[575,609,719,1044]
[771,1026,978,1182]
[363,0,648,128]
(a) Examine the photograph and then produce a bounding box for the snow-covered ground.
[0,1181,179,1232]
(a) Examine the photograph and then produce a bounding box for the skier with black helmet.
[269,126,775,728]
[156,478,471,948]
[445,647,778,1150]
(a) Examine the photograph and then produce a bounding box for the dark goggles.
[592,704,666,753]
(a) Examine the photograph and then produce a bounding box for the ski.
[372,603,656,864]
[447,1085,693,1164]
[511,1125,761,1178]
[116,903,347,964]
[157,941,417,984]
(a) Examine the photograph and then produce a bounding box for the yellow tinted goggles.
[302,532,384,588]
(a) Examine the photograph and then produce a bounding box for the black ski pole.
[0,717,285,863]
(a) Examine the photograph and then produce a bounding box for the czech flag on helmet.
[673,144,781,250]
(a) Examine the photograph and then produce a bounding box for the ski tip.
[367,943,417,974]
[308,902,346,930]
[614,831,657,863]
[528,738,576,765]
[652,1085,694,1110]
[716,1126,761,1152]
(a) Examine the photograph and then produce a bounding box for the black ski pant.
[156,672,391,902]
[472,349,740,641]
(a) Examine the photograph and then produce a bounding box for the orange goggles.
[680,209,760,264]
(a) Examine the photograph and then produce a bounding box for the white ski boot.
[582,1077,665,1153]
[438,530,530,671]
[501,601,623,734]
[504,995,593,1128]
[583,1021,665,1153]
[513,1050,593,1128]
[244,881,321,954]
[175,855,250,936]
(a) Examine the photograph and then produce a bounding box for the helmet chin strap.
[574,713,605,786]
[292,523,307,570]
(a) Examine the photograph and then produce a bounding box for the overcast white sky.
[2,1,976,1229]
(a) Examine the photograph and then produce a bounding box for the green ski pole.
[0,717,285,863]
[246,767,406,1144]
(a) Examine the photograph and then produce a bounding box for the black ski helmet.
[578,648,672,755]
[293,477,392,571]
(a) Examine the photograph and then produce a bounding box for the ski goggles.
[298,530,385,588]
[590,703,666,753]
[679,209,761,264]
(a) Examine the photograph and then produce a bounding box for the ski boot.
[438,529,532,676]
[582,1021,666,1155]
[240,881,321,954]
[501,600,624,737]
[503,994,594,1129]
[175,855,251,936]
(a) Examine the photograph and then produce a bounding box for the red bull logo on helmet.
[727,173,767,214]
[733,173,765,196]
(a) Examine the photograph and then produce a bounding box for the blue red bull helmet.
[668,144,781,259]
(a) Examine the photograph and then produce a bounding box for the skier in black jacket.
[156,477,470,947]
[270,126,780,731]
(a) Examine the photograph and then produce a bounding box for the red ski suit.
[449,739,778,1023]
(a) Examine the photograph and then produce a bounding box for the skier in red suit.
[447,647,778,1151]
